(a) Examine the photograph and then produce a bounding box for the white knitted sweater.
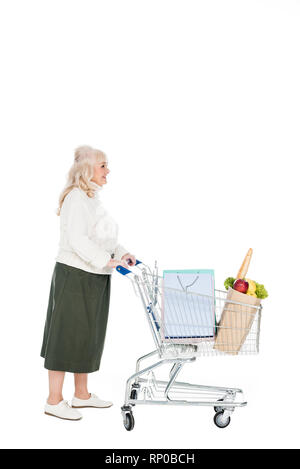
[55,184,129,274]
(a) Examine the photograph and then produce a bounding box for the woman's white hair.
[56,145,107,216]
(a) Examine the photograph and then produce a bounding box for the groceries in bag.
[214,248,267,355]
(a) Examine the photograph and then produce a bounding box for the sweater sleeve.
[114,244,129,260]
[65,192,112,270]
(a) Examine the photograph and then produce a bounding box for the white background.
[0,0,299,449]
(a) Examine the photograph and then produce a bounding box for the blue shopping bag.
[162,269,216,342]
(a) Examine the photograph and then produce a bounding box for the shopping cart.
[117,260,263,431]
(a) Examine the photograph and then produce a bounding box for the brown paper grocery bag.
[214,288,261,355]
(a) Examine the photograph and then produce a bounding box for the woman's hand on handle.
[106,259,130,269]
[121,253,136,266]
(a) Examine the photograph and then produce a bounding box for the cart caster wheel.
[214,411,231,429]
[214,398,225,413]
[123,412,135,431]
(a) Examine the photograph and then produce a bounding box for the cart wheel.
[214,398,225,413]
[130,389,138,401]
[214,411,231,429]
[124,412,135,431]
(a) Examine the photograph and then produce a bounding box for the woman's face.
[92,160,110,186]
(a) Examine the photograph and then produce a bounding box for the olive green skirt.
[40,262,111,373]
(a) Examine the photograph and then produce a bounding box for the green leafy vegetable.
[224,277,235,290]
[255,282,268,299]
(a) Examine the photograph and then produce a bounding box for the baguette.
[236,248,253,279]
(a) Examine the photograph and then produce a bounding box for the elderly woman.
[40,145,136,421]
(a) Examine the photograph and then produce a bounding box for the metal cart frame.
[117,261,262,430]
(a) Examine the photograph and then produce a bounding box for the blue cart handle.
[116,259,142,276]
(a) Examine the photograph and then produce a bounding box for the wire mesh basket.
[131,267,262,359]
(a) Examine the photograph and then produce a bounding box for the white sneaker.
[44,400,82,421]
[72,393,113,409]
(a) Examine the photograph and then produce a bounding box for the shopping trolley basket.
[117,260,263,430]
